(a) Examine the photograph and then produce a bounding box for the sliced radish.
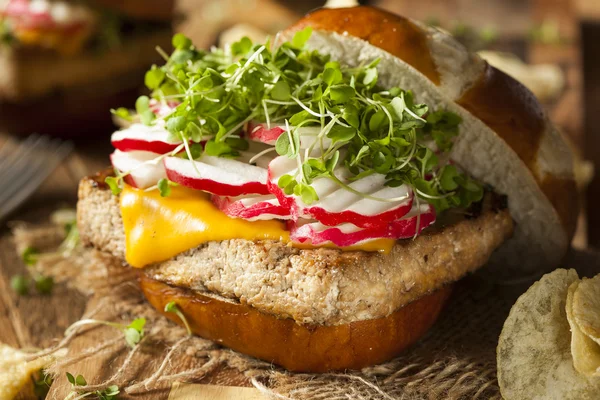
[112,123,183,154]
[212,194,291,221]
[289,203,436,247]
[110,150,166,189]
[247,121,331,149]
[164,155,270,196]
[268,156,414,228]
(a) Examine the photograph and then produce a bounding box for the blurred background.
[0,0,599,249]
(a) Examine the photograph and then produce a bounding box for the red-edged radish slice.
[110,150,166,189]
[212,194,291,221]
[268,156,414,228]
[164,155,270,196]
[247,121,330,148]
[112,123,183,154]
[289,203,436,247]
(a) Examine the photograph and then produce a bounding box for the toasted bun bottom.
[140,274,452,372]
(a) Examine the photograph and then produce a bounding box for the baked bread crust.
[77,173,513,325]
[283,6,577,277]
[140,274,452,372]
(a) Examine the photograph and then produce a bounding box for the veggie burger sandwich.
[77,6,578,372]
[0,0,174,134]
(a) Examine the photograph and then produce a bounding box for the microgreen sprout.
[22,246,39,266]
[64,318,146,348]
[164,301,192,336]
[110,107,133,122]
[111,28,483,214]
[13,249,54,296]
[65,372,119,400]
[10,274,29,295]
[32,369,53,399]
[13,210,81,296]
[105,143,185,195]
[34,275,54,295]
[156,178,177,197]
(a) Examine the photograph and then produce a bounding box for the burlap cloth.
[12,222,600,400]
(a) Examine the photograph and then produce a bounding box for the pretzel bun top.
[283,6,577,277]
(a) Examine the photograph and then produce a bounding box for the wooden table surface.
[0,0,595,398]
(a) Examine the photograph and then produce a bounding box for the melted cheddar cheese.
[120,185,394,268]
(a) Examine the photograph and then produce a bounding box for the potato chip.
[497,269,600,400]
[566,281,600,377]
[573,275,600,344]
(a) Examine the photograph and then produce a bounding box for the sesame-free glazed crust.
[140,274,452,372]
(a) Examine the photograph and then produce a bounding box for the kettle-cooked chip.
[573,275,600,344]
[497,269,600,400]
[567,280,600,377]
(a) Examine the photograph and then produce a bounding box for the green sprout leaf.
[157,178,172,197]
[104,176,123,196]
[124,328,141,348]
[110,107,133,122]
[135,96,155,126]
[66,372,87,387]
[172,33,192,50]
[124,318,146,348]
[34,276,54,295]
[327,125,355,144]
[164,302,192,336]
[33,369,53,398]
[329,85,355,103]
[100,385,120,400]
[145,66,166,90]
[66,372,119,400]
[291,26,312,49]
[440,165,459,191]
[275,130,291,156]
[10,274,29,296]
[323,68,342,86]
[271,80,291,101]
[231,36,252,56]
[22,246,39,266]
[363,67,378,86]
[299,184,318,204]
[205,140,236,157]
[166,116,187,133]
